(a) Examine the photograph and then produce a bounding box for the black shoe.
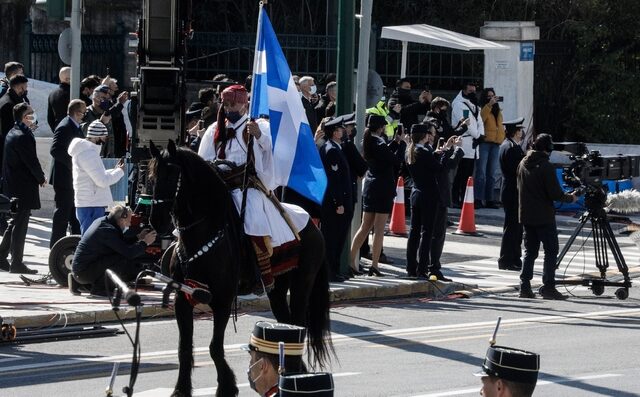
[68,273,81,296]
[0,258,9,272]
[378,253,394,264]
[330,273,346,282]
[429,271,452,282]
[358,264,367,273]
[368,267,383,277]
[474,200,484,209]
[519,286,536,299]
[541,288,568,300]
[416,272,430,279]
[406,271,417,278]
[485,201,500,209]
[350,267,363,277]
[10,263,37,274]
[498,263,522,271]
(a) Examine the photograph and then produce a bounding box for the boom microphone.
[141,270,212,304]
[105,269,141,307]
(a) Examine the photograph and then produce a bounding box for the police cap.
[340,113,356,126]
[279,372,334,397]
[244,321,306,356]
[323,116,345,139]
[475,345,540,385]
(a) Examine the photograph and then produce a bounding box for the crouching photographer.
[70,205,156,296]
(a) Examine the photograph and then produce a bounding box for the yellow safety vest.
[366,101,397,139]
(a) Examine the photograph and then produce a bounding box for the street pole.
[70,0,82,100]
[355,0,372,152]
[335,0,355,115]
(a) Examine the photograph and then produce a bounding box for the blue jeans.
[475,142,500,201]
[76,207,106,235]
[521,223,559,289]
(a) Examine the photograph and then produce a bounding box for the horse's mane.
[171,147,230,212]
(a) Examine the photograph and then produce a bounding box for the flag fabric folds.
[250,8,327,205]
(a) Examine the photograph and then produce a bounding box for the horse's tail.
[307,258,334,369]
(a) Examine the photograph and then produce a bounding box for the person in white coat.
[198,85,308,292]
[68,120,125,234]
[451,82,484,207]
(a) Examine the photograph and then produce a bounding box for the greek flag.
[250,8,327,205]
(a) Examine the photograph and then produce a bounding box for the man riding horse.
[198,85,309,292]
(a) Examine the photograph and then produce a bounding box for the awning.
[381,24,509,78]
[381,24,509,52]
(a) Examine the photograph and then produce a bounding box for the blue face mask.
[99,99,111,111]
[226,111,242,123]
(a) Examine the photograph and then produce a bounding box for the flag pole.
[249,0,266,118]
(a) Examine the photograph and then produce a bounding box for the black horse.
[148,140,332,397]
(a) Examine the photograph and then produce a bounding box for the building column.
[480,21,540,127]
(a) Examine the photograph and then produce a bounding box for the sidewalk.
[2,206,639,329]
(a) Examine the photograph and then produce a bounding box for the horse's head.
[148,139,181,235]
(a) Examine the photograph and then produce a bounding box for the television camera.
[553,143,635,299]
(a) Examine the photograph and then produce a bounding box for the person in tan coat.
[475,88,506,209]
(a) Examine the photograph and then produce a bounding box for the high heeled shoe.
[368,267,383,277]
[350,267,363,277]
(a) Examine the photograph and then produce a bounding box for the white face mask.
[122,226,129,233]
[309,85,317,95]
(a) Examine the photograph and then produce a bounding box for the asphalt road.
[1,287,639,397]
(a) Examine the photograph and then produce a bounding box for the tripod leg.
[601,219,630,283]
[556,214,589,269]
[592,219,608,278]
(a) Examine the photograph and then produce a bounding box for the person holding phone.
[451,82,484,207]
[476,88,506,209]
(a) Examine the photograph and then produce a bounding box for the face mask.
[226,111,242,123]
[309,85,317,95]
[26,112,38,125]
[397,88,411,97]
[247,358,263,392]
[380,96,386,102]
[99,99,111,111]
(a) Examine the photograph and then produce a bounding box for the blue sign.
[520,42,535,61]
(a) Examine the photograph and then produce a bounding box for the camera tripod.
[555,190,632,299]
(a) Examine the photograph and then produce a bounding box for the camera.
[497,96,504,102]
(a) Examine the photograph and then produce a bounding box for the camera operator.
[70,205,156,296]
[388,78,432,128]
[517,134,577,300]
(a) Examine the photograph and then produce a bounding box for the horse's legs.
[268,272,292,323]
[172,292,194,397]
[210,296,238,397]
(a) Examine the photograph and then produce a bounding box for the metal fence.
[185,32,483,90]
[27,23,126,84]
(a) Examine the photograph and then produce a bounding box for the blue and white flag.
[250,9,327,205]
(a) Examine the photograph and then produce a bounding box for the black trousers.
[430,205,448,271]
[321,209,352,276]
[521,223,559,289]
[499,190,523,267]
[406,199,437,276]
[452,158,475,205]
[74,254,141,293]
[50,188,81,248]
[0,209,31,265]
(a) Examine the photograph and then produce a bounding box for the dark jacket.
[50,116,84,190]
[341,138,368,207]
[435,146,464,207]
[499,138,525,203]
[2,123,45,209]
[362,135,405,204]
[47,82,70,131]
[0,78,8,99]
[315,95,335,120]
[388,89,430,128]
[517,150,574,226]
[0,89,23,172]
[301,95,319,133]
[320,139,352,213]
[407,144,447,207]
[72,216,147,273]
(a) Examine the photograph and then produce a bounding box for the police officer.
[405,122,457,279]
[475,344,540,397]
[245,321,307,397]
[319,117,353,281]
[498,121,526,271]
[279,372,334,397]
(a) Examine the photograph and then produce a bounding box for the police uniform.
[339,113,368,213]
[280,372,335,397]
[245,322,307,397]
[476,345,540,396]
[319,117,353,282]
[406,124,448,278]
[498,122,526,271]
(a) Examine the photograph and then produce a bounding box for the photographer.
[70,206,156,296]
[388,78,431,128]
[476,88,505,209]
[517,134,577,300]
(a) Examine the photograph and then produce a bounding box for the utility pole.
[70,0,82,100]
[335,0,355,115]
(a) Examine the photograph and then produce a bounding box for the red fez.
[221,85,248,105]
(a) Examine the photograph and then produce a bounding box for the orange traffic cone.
[454,177,482,236]
[389,177,407,236]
